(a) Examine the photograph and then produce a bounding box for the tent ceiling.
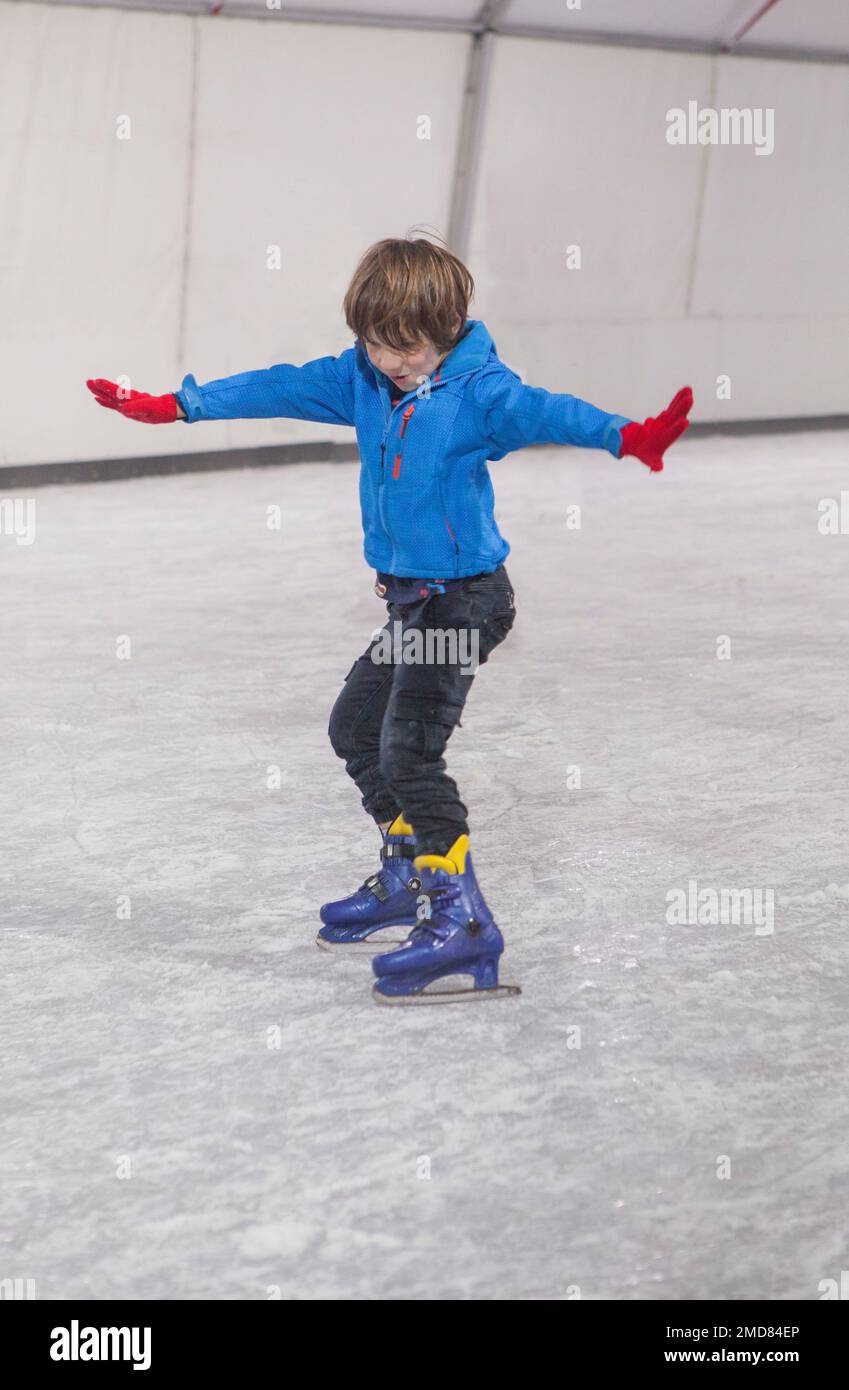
[505,0,849,53]
[45,0,849,58]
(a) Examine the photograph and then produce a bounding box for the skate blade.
[373,981,522,1006]
[315,929,410,953]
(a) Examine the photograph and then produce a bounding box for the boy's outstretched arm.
[472,369,692,471]
[87,349,358,427]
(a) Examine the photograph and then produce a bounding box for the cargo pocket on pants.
[392,691,465,761]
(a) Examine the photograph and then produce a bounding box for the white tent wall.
[0,3,193,467]
[183,19,468,457]
[0,2,468,466]
[471,37,849,422]
[0,2,847,469]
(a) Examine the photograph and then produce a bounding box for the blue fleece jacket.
[175,320,630,578]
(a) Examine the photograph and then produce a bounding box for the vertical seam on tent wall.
[446,33,491,259]
[685,53,719,316]
[447,1,509,260]
[177,16,199,367]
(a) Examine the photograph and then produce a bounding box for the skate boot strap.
[362,866,423,900]
[412,909,484,945]
[409,919,452,945]
[380,841,415,862]
[419,881,461,907]
[361,872,391,903]
[412,882,463,940]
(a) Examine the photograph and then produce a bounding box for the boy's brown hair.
[343,233,474,355]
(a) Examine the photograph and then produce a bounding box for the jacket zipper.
[392,405,415,480]
[376,367,458,563]
[379,393,400,482]
[378,397,396,536]
[378,386,406,492]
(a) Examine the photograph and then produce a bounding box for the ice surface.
[2,431,848,1300]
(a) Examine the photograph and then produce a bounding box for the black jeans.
[328,566,516,856]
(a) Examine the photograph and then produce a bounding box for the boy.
[87,236,692,1004]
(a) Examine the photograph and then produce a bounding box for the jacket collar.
[357,319,496,394]
[437,319,495,380]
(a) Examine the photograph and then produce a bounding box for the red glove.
[619,386,693,473]
[86,378,179,424]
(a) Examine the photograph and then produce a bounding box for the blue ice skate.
[316,813,422,951]
[372,834,521,1004]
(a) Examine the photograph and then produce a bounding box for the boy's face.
[362,316,461,391]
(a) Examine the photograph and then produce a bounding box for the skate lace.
[410,883,461,943]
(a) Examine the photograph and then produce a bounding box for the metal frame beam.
[446,1,510,260]
[10,1,849,64]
